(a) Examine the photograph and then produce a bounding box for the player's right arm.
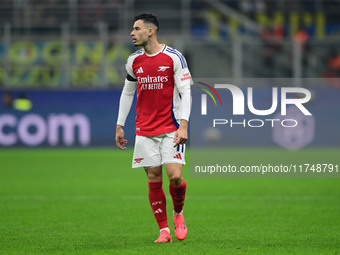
[116,124,127,150]
[115,59,137,150]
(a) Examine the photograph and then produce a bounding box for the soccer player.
[115,13,192,243]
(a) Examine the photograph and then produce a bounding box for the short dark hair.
[134,13,159,31]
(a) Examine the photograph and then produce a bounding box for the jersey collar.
[144,44,167,57]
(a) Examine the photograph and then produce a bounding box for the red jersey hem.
[136,127,178,137]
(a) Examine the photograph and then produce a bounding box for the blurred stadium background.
[1,0,340,85]
[1,0,340,147]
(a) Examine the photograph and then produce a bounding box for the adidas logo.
[136,67,144,73]
[174,153,182,160]
[154,208,163,214]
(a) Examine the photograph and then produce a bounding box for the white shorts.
[132,131,186,169]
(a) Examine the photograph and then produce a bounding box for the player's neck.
[144,40,164,55]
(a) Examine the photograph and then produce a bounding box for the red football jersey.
[126,45,192,136]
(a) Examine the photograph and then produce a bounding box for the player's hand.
[116,125,128,150]
[173,120,188,147]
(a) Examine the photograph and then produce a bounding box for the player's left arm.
[173,55,192,147]
[173,84,191,147]
[174,119,189,147]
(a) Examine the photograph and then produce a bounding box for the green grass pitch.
[0,148,339,254]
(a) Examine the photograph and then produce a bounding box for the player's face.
[131,20,150,47]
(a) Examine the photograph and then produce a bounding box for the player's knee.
[148,175,162,182]
[169,175,183,186]
[147,172,162,182]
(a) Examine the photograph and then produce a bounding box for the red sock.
[148,181,168,230]
[169,178,187,213]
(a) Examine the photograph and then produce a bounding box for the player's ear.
[148,27,154,37]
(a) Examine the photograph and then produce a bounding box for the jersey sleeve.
[173,53,193,90]
[116,78,137,126]
[173,51,192,122]
[125,55,136,79]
